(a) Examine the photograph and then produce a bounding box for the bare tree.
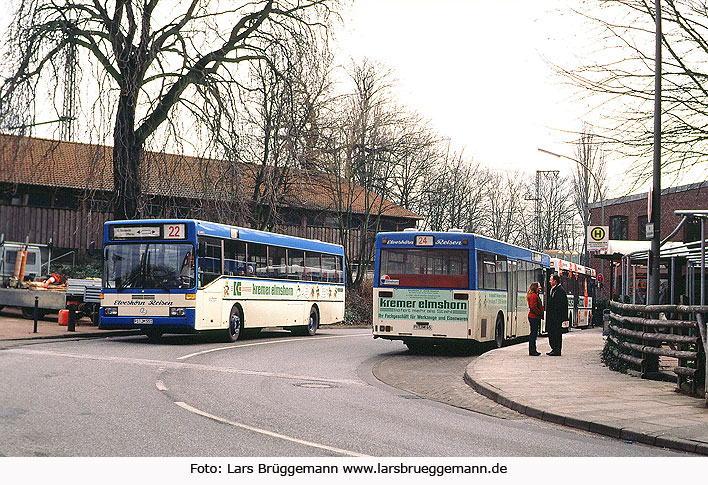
[484,170,528,245]
[415,148,489,233]
[537,173,579,252]
[571,125,607,264]
[556,1,708,185]
[0,0,337,220]
[236,37,334,230]
[316,59,443,288]
[386,114,441,211]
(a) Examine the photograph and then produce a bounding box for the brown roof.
[0,134,420,219]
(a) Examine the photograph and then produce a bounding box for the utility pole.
[649,0,662,305]
[60,25,77,141]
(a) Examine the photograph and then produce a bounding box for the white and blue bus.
[373,230,550,351]
[100,219,345,341]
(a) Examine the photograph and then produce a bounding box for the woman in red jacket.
[526,282,544,356]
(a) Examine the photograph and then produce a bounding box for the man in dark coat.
[546,273,568,356]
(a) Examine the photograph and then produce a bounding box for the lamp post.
[538,148,606,272]
[538,147,605,222]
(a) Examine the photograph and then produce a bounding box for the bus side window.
[247,242,267,278]
[335,255,344,284]
[480,252,495,289]
[305,252,322,282]
[267,246,287,279]
[288,249,304,280]
[224,239,246,276]
[495,256,507,290]
[321,254,336,282]
[197,236,222,287]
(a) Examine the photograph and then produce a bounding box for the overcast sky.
[333,0,632,197]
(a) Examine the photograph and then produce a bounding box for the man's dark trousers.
[547,320,562,354]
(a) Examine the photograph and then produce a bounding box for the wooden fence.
[0,204,111,253]
[605,300,708,404]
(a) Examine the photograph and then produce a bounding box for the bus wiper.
[117,271,140,292]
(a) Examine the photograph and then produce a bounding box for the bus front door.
[507,260,518,338]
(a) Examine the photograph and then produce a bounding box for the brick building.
[0,134,420,262]
[588,180,708,299]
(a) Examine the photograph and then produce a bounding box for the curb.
[463,363,706,456]
[0,329,142,342]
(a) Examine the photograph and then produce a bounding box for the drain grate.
[296,382,335,389]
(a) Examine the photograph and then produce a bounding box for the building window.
[379,220,399,232]
[311,213,339,228]
[26,192,52,208]
[610,215,628,240]
[54,194,79,210]
[282,212,302,226]
[170,206,190,218]
[638,215,648,240]
[145,203,162,217]
[89,198,112,212]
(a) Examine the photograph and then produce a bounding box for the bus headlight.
[170,307,186,317]
[104,307,118,316]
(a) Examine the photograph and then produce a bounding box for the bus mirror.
[197,241,207,257]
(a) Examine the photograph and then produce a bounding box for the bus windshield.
[104,243,196,290]
[379,248,468,288]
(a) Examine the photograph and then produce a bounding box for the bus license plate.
[134,318,153,325]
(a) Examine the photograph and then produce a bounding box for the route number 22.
[164,224,186,239]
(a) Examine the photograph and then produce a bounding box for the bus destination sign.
[110,224,187,240]
[112,225,160,239]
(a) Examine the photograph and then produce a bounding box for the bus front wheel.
[144,329,163,342]
[225,305,243,342]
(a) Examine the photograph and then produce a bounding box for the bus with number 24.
[100,219,345,341]
[372,229,550,352]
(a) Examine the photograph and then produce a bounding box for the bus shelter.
[616,210,708,306]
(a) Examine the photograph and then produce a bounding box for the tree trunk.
[113,91,142,220]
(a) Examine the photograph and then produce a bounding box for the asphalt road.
[0,328,685,457]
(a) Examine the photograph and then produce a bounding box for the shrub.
[344,279,373,326]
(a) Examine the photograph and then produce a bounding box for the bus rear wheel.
[306,306,319,336]
[405,340,434,354]
[494,316,504,349]
[294,306,319,336]
[225,305,243,342]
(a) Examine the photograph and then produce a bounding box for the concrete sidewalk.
[0,308,139,341]
[464,327,708,455]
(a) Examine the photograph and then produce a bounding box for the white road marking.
[8,348,366,386]
[177,332,370,361]
[174,401,369,457]
[155,380,168,391]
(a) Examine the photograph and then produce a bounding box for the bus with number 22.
[372,229,550,352]
[100,219,345,341]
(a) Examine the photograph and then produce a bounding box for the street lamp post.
[537,148,606,260]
